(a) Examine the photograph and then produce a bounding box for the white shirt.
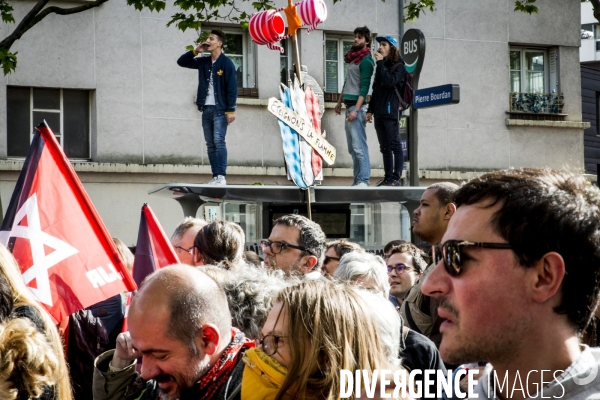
[205,60,216,106]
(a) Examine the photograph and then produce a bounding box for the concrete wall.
[581,2,599,63]
[407,0,584,171]
[0,0,588,243]
[0,0,398,169]
[583,1,595,25]
[581,38,597,63]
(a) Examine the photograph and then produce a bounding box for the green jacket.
[342,56,375,101]
[93,350,156,400]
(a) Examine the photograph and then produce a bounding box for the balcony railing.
[510,92,564,114]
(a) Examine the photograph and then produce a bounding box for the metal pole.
[292,35,303,87]
[399,0,404,38]
[306,188,312,220]
[409,76,419,186]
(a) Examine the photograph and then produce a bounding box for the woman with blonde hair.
[0,317,60,400]
[241,280,407,400]
[0,243,72,400]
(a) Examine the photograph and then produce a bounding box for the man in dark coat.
[177,29,237,186]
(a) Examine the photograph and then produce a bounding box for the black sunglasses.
[260,240,312,255]
[433,240,512,276]
[324,255,341,264]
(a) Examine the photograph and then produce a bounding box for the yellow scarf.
[241,348,289,400]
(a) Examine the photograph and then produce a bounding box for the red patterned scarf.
[196,328,254,399]
[344,46,371,65]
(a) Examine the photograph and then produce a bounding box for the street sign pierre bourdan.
[413,84,460,110]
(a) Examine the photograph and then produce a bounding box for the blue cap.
[375,36,399,48]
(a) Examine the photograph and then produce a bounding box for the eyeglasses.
[433,240,513,276]
[260,240,311,255]
[256,334,288,356]
[387,263,416,274]
[324,256,341,264]
[174,245,194,255]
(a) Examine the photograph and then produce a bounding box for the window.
[597,92,600,136]
[509,48,548,93]
[7,87,91,159]
[324,37,354,93]
[280,39,292,85]
[582,24,595,40]
[222,31,254,88]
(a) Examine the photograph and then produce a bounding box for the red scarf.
[344,46,371,65]
[196,328,254,399]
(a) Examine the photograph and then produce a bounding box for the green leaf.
[0,1,14,24]
[403,0,436,22]
[126,0,166,12]
[514,0,538,14]
[0,49,18,75]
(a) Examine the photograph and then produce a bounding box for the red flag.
[0,122,137,322]
[131,204,179,286]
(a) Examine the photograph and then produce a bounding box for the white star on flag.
[0,194,79,306]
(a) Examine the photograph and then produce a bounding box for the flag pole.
[285,0,303,87]
[292,35,303,87]
[284,0,313,218]
[306,187,312,220]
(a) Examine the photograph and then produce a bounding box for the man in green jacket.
[334,26,375,187]
[93,265,253,400]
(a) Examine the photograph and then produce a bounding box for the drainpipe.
[399,0,404,40]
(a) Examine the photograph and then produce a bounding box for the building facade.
[0,0,588,245]
[581,1,600,174]
[582,1,600,64]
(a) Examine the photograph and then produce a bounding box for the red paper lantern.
[249,10,286,52]
[298,0,327,33]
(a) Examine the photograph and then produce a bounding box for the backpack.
[391,58,414,111]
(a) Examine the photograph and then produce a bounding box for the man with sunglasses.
[322,239,364,279]
[422,169,600,399]
[170,217,207,265]
[261,214,326,277]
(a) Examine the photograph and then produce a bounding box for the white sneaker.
[207,175,226,185]
[352,182,368,187]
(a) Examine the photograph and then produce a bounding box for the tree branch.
[0,0,49,48]
[0,0,109,50]
[26,0,110,29]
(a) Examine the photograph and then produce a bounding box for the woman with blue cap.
[366,36,407,186]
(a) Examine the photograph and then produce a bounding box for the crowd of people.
[177,26,408,188]
[0,168,599,400]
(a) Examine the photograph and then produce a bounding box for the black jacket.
[177,51,238,114]
[367,59,406,119]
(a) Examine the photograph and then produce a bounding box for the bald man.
[93,265,253,400]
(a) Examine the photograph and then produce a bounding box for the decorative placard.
[268,97,336,165]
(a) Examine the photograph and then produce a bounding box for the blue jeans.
[345,105,370,184]
[202,105,228,177]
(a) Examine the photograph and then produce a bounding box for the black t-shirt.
[402,329,447,399]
